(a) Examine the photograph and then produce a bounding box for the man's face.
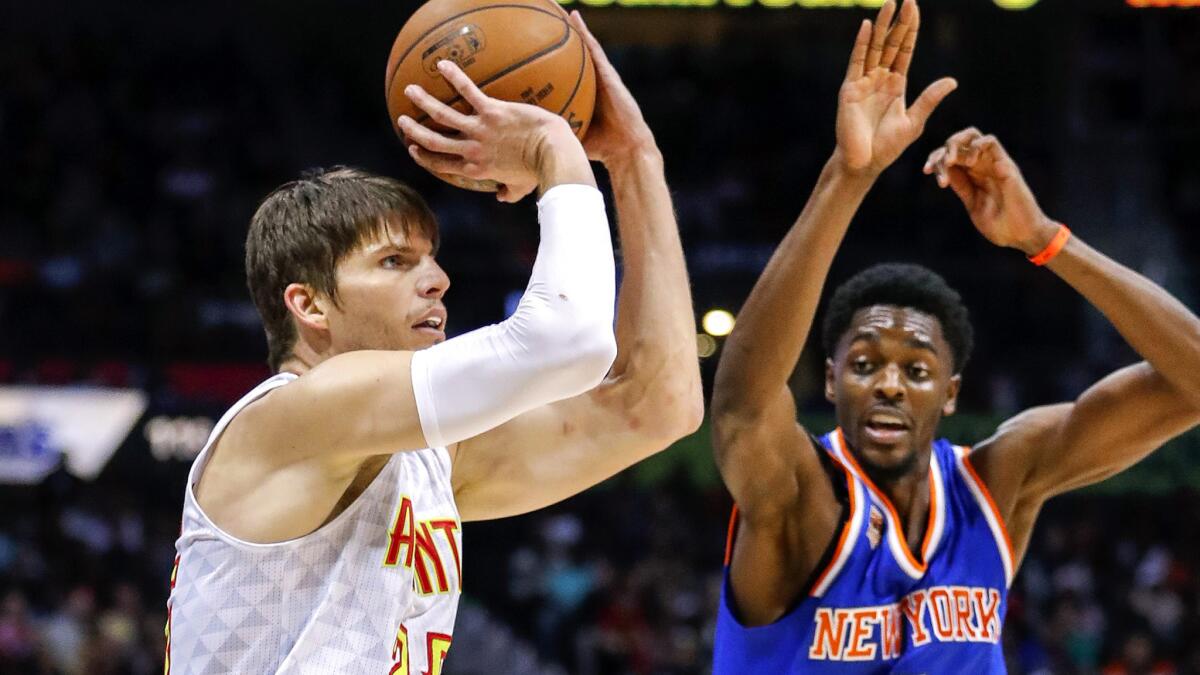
[826,305,961,481]
[323,217,449,354]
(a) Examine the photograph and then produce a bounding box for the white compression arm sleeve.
[409,184,617,448]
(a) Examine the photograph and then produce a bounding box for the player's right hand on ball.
[398,60,595,202]
[568,11,657,168]
[834,0,956,177]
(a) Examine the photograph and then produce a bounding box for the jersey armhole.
[955,445,1017,587]
[722,432,854,621]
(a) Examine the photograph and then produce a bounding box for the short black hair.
[821,263,974,373]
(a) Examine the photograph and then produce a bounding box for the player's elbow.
[571,327,619,390]
[678,392,706,437]
[642,380,705,445]
[510,292,616,393]
[629,351,705,443]
[531,314,617,397]
[664,375,705,439]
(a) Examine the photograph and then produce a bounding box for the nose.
[873,364,905,402]
[418,259,450,299]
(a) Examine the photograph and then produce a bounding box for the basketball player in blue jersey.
[710,0,1200,671]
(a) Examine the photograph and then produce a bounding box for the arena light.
[558,0,1039,8]
[697,333,718,358]
[1126,0,1200,6]
[702,309,736,337]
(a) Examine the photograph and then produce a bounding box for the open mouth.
[412,315,444,332]
[863,410,910,443]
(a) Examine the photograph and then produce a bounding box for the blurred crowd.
[2,1,1196,403]
[3,0,1200,674]
[10,470,1200,674]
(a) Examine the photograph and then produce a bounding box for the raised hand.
[836,0,957,177]
[567,11,657,167]
[398,60,593,202]
[923,128,1059,254]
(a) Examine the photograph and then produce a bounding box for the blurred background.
[2,0,1199,672]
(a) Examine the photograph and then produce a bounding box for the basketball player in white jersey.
[164,14,702,674]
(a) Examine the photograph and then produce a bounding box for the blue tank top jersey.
[713,428,1014,674]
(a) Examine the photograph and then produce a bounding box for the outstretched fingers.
[907,77,957,133]
[891,0,921,76]
[880,0,916,72]
[864,0,896,72]
[845,19,872,82]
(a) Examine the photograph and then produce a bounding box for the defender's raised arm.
[711,0,956,626]
[927,129,1200,559]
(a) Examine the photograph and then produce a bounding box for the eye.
[381,254,414,270]
[851,357,874,375]
[908,364,931,380]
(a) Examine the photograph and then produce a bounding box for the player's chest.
[808,547,1006,663]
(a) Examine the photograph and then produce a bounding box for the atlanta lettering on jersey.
[808,585,1001,661]
[383,495,462,595]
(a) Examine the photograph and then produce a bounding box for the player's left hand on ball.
[398,60,578,203]
[568,10,657,167]
[923,128,1058,254]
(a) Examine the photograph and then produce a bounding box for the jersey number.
[390,624,451,675]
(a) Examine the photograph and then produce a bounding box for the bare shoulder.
[967,405,1068,511]
[194,392,365,543]
[964,403,1072,564]
[724,426,844,626]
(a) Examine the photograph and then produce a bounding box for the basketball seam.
[387,4,570,98]
[555,24,587,117]
[431,23,586,119]
[404,25,572,126]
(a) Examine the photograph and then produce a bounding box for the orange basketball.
[385,0,597,192]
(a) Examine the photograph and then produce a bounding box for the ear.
[283,282,331,333]
[942,373,962,417]
[825,358,836,404]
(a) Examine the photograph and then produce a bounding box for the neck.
[278,340,329,376]
[846,434,935,550]
[869,457,931,528]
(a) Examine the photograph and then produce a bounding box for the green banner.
[628,414,1200,496]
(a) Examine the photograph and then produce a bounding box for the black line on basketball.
[389,4,569,87]
[555,26,587,117]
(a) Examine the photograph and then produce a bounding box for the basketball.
[385,0,597,192]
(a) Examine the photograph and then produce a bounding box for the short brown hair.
[245,167,439,371]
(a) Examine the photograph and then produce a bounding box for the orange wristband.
[1028,224,1071,266]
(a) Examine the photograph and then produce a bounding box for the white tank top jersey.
[165,373,463,674]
